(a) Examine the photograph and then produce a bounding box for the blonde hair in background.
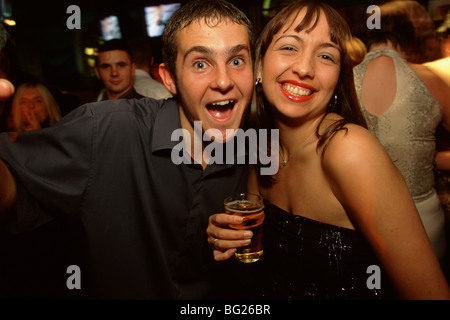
[9,82,62,132]
[346,36,367,67]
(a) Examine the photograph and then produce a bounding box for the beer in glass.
[224,193,264,263]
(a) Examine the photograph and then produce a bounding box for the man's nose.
[211,65,234,91]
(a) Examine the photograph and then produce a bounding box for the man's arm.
[0,159,16,219]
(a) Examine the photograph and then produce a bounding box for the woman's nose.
[292,55,315,79]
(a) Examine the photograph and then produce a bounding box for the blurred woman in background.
[8,82,61,132]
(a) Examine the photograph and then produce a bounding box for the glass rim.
[224,192,263,206]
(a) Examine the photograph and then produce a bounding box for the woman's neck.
[277,116,321,154]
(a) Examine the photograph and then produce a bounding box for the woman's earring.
[255,78,262,86]
[329,93,337,108]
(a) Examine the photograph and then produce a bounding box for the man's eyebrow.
[99,61,129,67]
[184,43,250,59]
[229,44,250,56]
[184,46,213,59]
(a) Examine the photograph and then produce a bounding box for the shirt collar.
[151,98,181,152]
[151,99,247,166]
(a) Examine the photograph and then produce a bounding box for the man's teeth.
[211,100,234,107]
[282,84,312,96]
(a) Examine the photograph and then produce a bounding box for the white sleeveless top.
[354,49,443,201]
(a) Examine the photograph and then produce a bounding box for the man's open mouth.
[206,100,236,121]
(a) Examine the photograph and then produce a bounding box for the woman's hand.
[22,112,42,131]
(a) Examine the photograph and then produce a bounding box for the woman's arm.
[323,124,450,299]
[411,63,450,133]
[436,150,450,171]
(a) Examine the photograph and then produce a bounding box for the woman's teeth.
[282,84,312,96]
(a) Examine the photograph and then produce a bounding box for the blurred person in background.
[7,82,61,132]
[353,0,450,263]
[128,37,172,100]
[95,39,143,101]
[424,9,450,275]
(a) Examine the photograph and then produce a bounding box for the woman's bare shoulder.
[321,122,389,173]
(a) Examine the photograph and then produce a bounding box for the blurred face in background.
[16,86,49,131]
[96,50,136,99]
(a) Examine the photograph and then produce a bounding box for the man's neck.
[107,87,132,100]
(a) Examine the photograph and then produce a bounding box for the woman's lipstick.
[280,81,316,102]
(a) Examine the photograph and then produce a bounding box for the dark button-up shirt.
[98,87,144,101]
[0,98,248,299]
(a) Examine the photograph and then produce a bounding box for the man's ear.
[159,63,177,95]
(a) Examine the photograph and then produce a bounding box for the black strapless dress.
[259,202,396,299]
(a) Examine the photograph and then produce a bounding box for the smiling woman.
[250,0,450,300]
[207,0,450,300]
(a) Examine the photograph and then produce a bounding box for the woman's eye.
[319,54,337,63]
[280,45,296,51]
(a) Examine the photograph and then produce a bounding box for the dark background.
[0,0,443,110]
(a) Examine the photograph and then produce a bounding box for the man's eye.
[230,57,244,67]
[193,61,207,69]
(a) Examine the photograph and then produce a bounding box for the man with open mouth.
[0,0,254,300]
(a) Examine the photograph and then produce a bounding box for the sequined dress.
[259,202,396,300]
[353,49,446,261]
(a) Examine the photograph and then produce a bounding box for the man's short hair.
[96,39,134,66]
[128,37,153,69]
[162,0,254,79]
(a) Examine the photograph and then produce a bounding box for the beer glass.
[224,193,265,263]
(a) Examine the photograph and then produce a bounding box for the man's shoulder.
[87,97,170,118]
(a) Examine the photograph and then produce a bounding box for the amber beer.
[225,193,264,263]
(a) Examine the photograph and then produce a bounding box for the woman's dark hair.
[363,1,435,63]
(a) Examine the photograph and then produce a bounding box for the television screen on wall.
[100,15,122,41]
[144,3,181,37]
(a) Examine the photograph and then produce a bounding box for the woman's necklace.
[280,129,316,167]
